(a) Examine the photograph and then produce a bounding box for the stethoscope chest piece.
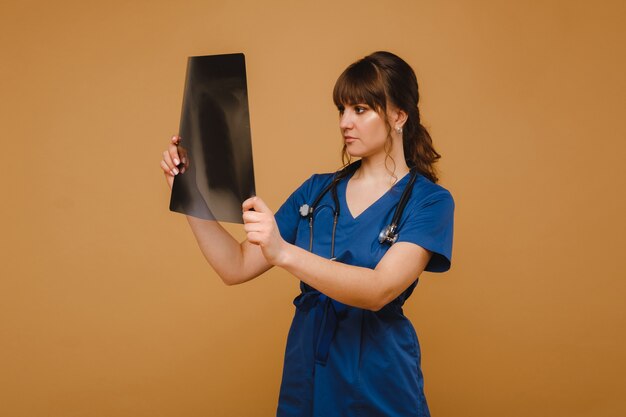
[378,225,399,245]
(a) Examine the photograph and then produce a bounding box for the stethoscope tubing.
[301,163,418,258]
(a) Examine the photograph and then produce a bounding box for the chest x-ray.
[169,53,256,223]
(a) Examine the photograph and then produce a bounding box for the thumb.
[242,196,273,214]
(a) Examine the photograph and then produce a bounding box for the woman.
[161,51,454,417]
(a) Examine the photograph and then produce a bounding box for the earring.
[396,127,403,134]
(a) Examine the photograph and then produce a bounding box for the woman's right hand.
[160,135,188,189]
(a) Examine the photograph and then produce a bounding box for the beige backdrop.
[1,0,625,416]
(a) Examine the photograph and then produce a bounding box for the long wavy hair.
[332,51,441,183]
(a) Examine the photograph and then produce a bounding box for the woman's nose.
[339,112,353,130]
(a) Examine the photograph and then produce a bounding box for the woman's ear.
[389,107,408,130]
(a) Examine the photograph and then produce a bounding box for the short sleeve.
[396,189,455,272]
[274,175,316,244]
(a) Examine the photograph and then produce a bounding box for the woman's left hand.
[242,196,289,266]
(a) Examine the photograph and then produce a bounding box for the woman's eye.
[355,106,367,114]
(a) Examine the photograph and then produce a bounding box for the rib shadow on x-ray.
[169,53,256,224]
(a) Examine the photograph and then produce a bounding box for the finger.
[171,135,182,146]
[242,196,257,212]
[242,196,272,214]
[251,196,272,214]
[246,232,261,245]
[168,142,181,168]
[160,160,177,177]
[162,151,179,176]
[243,222,262,233]
[242,210,264,223]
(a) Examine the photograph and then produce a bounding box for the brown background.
[1,0,625,416]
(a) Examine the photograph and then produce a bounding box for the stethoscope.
[298,163,418,260]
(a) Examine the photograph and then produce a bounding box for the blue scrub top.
[274,169,454,417]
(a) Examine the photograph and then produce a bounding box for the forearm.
[240,196,430,307]
[276,244,390,311]
[186,216,269,285]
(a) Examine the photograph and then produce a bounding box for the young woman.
[161,51,454,417]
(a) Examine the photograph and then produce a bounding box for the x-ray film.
[169,53,256,223]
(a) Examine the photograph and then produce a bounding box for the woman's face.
[338,103,390,159]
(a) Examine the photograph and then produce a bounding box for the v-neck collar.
[340,170,412,221]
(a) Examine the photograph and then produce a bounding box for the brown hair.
[332,51,441,183]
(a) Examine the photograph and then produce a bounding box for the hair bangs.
[333,59,387,113]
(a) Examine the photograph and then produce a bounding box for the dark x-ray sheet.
[169,53,255,223]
